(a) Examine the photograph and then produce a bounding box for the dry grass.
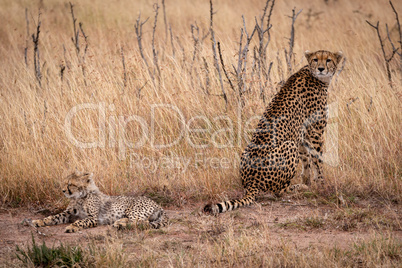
[5,216,401,267]
[0,0,400,210]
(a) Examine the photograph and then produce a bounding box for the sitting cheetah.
[29,171,168,232]
[204,50,343,215]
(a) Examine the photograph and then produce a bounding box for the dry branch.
[24,8,29,67]
[202,57,210,94]
[32,10,42,87]
[234,16,257,107]
[389,0,401,84]
[209,0,227,108]
[121,46,127,90]
[162,0,168,41]
[152,3,161,81]
[285,7,302,74]
[218,41,235,92]
[366,20,399,88]
[255,0,275,102]
[190,22,209,76]
[134,13,154,82]
[70,2,88,86]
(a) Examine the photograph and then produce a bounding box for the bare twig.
[162,0,168,41]
[60,44,67,82]
[210,0,227,108]
[202,57,210,95]
[366,20,399,88]
[70,2,79,56]
[152,3,161,80]
[70,2,89,86]
[24,8,29,67]
[121,46,127,90]
[284,7,302,74]
[190,22,210,75]
[389,0,402,84]
[175,35,186,69]
[137,81,148,99]
[134,13,154,81]
[218,41,235,92]
[254,0,275,102]
[60,64,66,81]
[32,10,42,87]
[235,16,257,107]
[79,23,88,58]
[79,22,88,86]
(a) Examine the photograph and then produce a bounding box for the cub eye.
[326,59,332,63]
[313,58,318,62]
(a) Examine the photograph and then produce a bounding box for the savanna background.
[0,0,401,267]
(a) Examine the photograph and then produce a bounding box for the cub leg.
[32,210,72,227]
[65,217,98,233]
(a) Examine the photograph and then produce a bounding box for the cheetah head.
[305,50,343,84]
[62,171,99,199]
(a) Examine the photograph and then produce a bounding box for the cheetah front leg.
[302,138,324,185]
[299,143,312,186]
[65,217,98,233]
[31,210,73,227]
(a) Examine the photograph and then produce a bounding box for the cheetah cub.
[30,171,168,233]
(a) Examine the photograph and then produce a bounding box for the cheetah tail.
[203,194,256,215]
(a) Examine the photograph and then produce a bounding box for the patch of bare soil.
[1,199,401,265]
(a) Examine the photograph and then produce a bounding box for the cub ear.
[304,50,313,60]
[85,172,94,183]
[335,51,343,63]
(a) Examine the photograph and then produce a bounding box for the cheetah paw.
[65,224,80,233]
[113,218,129,229]
[31,219,45,227]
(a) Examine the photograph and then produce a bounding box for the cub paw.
[112,218,129,229]
[65,224,80,233]
[31,219,46,227]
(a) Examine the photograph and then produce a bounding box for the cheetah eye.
[326,59,332,63]
[313,58,318,62]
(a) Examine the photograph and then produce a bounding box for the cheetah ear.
[335,51,343,64]
[83,172,94,183]
[304,50,313,60]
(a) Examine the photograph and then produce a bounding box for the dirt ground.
[1,198,401,266]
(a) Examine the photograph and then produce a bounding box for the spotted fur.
[204,50,343,215]
[31,171,168,232]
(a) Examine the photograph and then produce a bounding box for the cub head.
[62,171,98,199]
[305,50,343,84]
